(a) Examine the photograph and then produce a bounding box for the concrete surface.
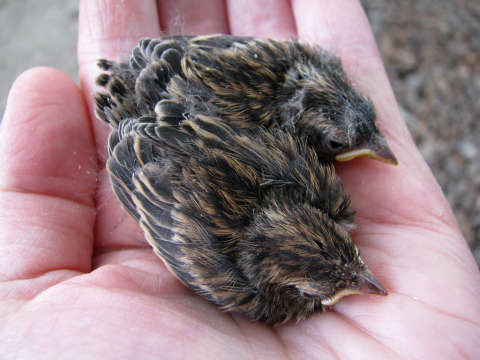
[0,0,79,117]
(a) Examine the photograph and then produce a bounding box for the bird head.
[281,59,398,165]
[240,199,387,312]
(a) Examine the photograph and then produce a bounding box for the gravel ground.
[1,1,479,263]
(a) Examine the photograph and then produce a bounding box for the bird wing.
[95,35,277,122]
[150,100,355,226]
[116,35,254,107]
[106,106,259,308]
[105,98,356,315]
[95,36,188,124]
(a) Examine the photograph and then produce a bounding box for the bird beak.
[355,268,388,296]
[335,134,399,165]
[321,268,388,306]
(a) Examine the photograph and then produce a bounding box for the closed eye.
[329,140,344,150]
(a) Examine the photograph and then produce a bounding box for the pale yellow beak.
[321,268,388,306]
[335,135,399,165]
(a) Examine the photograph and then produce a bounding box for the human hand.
[1,0,479,358]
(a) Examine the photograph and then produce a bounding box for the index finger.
[292,0,413,158]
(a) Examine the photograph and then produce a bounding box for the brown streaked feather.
[104,102,371,324]
[95,35,397,164]
[95,35,392,324]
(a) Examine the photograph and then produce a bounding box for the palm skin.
[0,0,479,358]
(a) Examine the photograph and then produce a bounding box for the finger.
[290,0,480,329]
[157,0,229,35]
[78,0,165,252]
[78,0,162,150]
[91,172,150,252]
[0,67,95,280]
[78,0,161,66]
[0,70,96,205]
[227,0,297,39]
[292,0,413,162]
[290,0,437,216]
[276,312,395,359]
[289,1,469,248]
[290,0,459,231]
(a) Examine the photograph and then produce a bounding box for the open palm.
[1,1,479,358]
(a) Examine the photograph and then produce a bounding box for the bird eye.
[329,140,344,150]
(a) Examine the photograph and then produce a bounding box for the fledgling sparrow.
[102,100,387,325]
[95,34,398,164]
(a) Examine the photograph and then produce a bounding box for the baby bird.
[95,34,398,164]
[103,100,387,324]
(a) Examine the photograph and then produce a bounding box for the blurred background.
[1,0,479,263]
